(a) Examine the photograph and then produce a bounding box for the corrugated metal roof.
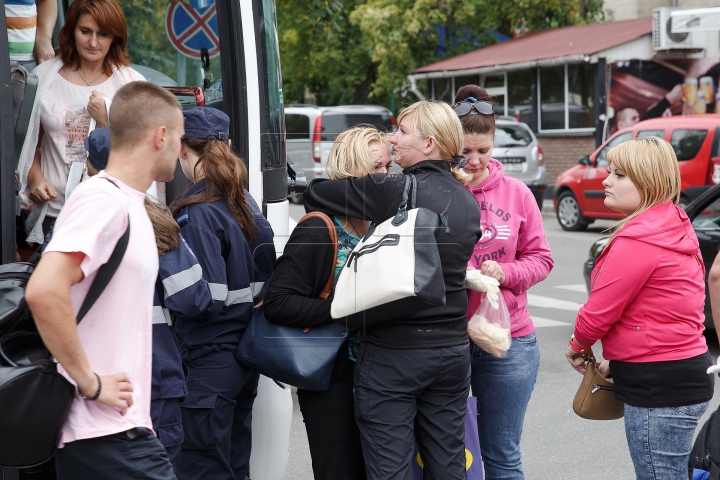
[414,17,652,74]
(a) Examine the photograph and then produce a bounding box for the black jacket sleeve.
[641,97,671,121]
[263,217,336,328]
[303,174,406,224]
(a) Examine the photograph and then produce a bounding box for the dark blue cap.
[84,127,110,171]
[183,107,229,141]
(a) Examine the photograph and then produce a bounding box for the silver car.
[493,119,547,209]
[284,105,396,201]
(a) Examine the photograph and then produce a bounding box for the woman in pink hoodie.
[566,136,713,480]
[454,85,554,479]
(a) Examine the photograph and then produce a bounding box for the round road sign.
[165,0,220,59]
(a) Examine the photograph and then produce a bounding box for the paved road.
[282,202,720,480]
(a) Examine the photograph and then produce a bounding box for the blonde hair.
[326,127,389,180]
[396,101,471,183]
[607,136,681,234]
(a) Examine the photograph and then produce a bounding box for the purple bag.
[412,396,482,479]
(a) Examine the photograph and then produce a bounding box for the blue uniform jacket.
[152,234,212,401]
[172,180,275,356]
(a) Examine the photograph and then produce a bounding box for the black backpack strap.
[76,177,131,323]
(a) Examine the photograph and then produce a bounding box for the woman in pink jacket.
[566,136,714,480]
[454,85,554,479]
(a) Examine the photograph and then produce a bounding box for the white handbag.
[331,174,447,328]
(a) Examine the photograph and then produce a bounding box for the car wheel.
[556,191,589,231]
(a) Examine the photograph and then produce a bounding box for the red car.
[554,115,720,231]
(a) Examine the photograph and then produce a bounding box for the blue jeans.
[470,333,540,480]
[624,402,709,480]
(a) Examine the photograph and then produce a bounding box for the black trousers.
[54,428,176,480]
[297,349,366,480]
[354,342,471,480]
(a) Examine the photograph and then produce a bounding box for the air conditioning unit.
[653,7,701,51]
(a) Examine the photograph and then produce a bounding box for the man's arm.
[708,251,720,345]
[33,0,57,63]
[25,251,134,414]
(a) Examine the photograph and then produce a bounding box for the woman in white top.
[18,0,143,243]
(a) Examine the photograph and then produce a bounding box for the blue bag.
[412,396,483,479]
[234,212,348,391]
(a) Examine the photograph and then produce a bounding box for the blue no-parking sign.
[165,0,220,59]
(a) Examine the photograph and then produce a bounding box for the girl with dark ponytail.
[170,107,276,480]
[454,85,554,479]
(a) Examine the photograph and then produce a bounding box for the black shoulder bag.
[0,180,130,468]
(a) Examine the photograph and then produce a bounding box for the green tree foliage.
[277,0,606,106]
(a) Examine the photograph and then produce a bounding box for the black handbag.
[0,215,130,468]
[234,212,349,391]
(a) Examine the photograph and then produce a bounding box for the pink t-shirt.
[44,171,158,446]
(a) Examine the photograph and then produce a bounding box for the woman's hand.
[87,91,109,127]
[566,345,594,375]
[27,165,56,204]
[598,360,611,379]
[480,260,505,284]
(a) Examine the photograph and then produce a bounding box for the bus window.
[118,0,223,109]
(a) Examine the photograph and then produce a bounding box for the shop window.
[493,94,506,116]
[484,75,504,89]
[568,64,595,128]
[454,75,480,92]
[431,78,453,102]
[540,66,565,130]
[507,69,533,124]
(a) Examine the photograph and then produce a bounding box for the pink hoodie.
[465,159,554,337]
[574,201,708,362]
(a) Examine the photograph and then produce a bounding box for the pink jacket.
[574,201,708,362]
[465,159,554,337]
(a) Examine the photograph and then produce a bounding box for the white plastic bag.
[465,268,500,308]
[467,291,511,358]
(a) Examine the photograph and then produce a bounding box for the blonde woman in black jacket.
[264,127,391,480]
[302,101,482,480]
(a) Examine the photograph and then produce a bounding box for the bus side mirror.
[287,156,307,195]
[578,155,591,166]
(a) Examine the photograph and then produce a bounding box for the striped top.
[6,0,37,62]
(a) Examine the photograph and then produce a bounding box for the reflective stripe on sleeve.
[152,306,172,326]
[209,283,229,302]
[224,282,264,306]
[163,264,203,299]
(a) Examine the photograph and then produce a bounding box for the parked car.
[583,182,720,330]
[284,104,395,201]
[555,115,720,231]
[493,119,547,209]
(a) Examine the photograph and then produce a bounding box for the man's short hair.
[109,82,182,150]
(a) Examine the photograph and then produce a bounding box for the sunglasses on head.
[452,98,494,117]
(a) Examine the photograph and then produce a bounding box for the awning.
[671,7,720,33]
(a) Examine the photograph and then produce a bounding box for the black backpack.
[689,402,720,480]
[0,217,129,468]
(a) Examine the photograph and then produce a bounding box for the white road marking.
[527,294,584,311]
[555,284,587,293]
[532,316,571,327]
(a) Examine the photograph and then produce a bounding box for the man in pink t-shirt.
[26,82,184,480]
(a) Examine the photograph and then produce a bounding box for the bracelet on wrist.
[568,336,586,353]
[78,372,101,401]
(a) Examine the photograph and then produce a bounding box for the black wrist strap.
[76,177,130,323]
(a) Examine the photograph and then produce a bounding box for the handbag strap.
[297,211,338,300]
[76,178,130,323]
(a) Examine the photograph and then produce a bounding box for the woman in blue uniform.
[170,108,275,480]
